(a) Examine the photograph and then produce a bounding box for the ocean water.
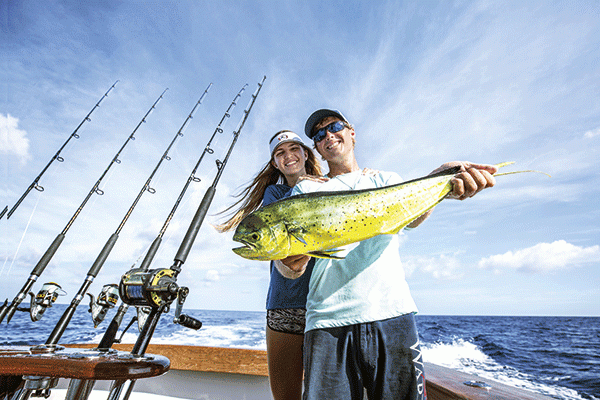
[1,305,598,400]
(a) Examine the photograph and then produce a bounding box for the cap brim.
[304,109,347,139]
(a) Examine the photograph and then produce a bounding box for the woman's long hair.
[216,136,322,233]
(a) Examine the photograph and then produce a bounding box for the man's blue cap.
[304,109,348,139]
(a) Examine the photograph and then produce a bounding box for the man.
[275,109,498,400]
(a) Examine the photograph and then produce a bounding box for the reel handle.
[175,314,202,330]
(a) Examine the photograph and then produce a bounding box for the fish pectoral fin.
[286,224,308,245]
[307,249,345,260]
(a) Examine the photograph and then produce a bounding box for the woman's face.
[271,142,308,178]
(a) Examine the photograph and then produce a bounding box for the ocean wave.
[88,322,267,350]
[422,338,589,400]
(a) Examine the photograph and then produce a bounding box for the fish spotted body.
[231,162,537,261]
[232,165,469,260]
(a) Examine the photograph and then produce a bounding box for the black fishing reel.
[119,268,201,330]
[28,282,67,322]
[87,283,119,327]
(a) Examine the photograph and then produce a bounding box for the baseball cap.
[304,109,349,139]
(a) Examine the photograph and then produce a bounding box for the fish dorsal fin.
[395,165,462,187]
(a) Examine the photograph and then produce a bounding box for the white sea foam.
[88,323,267,350]
[422,339,588,400]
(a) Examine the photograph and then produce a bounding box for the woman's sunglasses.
[313,121,348,143]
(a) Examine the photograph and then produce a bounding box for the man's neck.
[327,157,360,178]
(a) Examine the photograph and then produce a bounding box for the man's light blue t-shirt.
[291,170,418,332]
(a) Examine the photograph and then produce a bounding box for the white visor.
[269,131,305,156]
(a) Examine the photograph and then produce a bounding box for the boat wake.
[422,339,592,400]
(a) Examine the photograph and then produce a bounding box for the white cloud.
[403,253,463,280]
[478,240,600,273]
[0,113,31,165]
[205,269,220,282]
[584,127,600,139]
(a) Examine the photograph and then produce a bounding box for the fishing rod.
[106,76,266,400]
[93,83,247,342]
[0,89,167,325]
[62,83,247,400]
[43,83,212,346]
[0,81,119,221]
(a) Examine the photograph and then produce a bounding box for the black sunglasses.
[313,121,348,143]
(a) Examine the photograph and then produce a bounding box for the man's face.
[313,116,355,161]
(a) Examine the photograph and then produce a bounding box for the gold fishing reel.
[119,268,179,308]
[118,267,201,330]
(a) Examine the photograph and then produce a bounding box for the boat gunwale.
[61,343,553,400]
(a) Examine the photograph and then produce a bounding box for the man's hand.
[433,162,498,201]
[297,174,329,184]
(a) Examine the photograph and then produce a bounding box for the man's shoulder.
[366,170,402,187]
[292,179,324,195]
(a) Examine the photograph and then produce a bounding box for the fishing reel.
[119,268,201,330]
[28,282,67,322]
[87,283,119,327]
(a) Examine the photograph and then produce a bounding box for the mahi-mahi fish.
[231,162,546,261]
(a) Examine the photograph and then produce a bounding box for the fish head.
[232,213,289,260]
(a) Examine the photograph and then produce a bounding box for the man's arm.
[406,161,498,229]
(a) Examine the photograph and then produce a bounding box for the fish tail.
[494,161,516,169]
[493,161,551,177]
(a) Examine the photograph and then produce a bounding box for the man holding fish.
[275,109,497,400]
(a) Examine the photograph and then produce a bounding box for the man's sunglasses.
[313,121,348,143]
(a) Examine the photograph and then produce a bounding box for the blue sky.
[1,0,599,317]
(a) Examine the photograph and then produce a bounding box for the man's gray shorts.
[303,313,426,400]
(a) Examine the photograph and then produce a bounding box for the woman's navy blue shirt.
[263,184,315,310]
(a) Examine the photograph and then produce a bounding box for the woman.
[217,130,323,400]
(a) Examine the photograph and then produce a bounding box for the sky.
[1,0,599,319]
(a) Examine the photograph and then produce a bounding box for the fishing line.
[0,148,69,277]
[0,89,168,325]
[1,190,41,277]
[3,194,42,277]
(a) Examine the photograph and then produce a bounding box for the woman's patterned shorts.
[267,308,306,335]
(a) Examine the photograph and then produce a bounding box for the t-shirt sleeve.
[379,170,403,186]
[291,179,324,196]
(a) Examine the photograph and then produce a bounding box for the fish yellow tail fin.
[494,161,551,178]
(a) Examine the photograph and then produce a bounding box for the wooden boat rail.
[1,343,554,400]
[0,345,169,381]
[63,344,552,400]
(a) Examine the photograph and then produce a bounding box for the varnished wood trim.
[0,346,169,380]
[424,363,552,400]
[65,344,269,377]
[63,344,552,399]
